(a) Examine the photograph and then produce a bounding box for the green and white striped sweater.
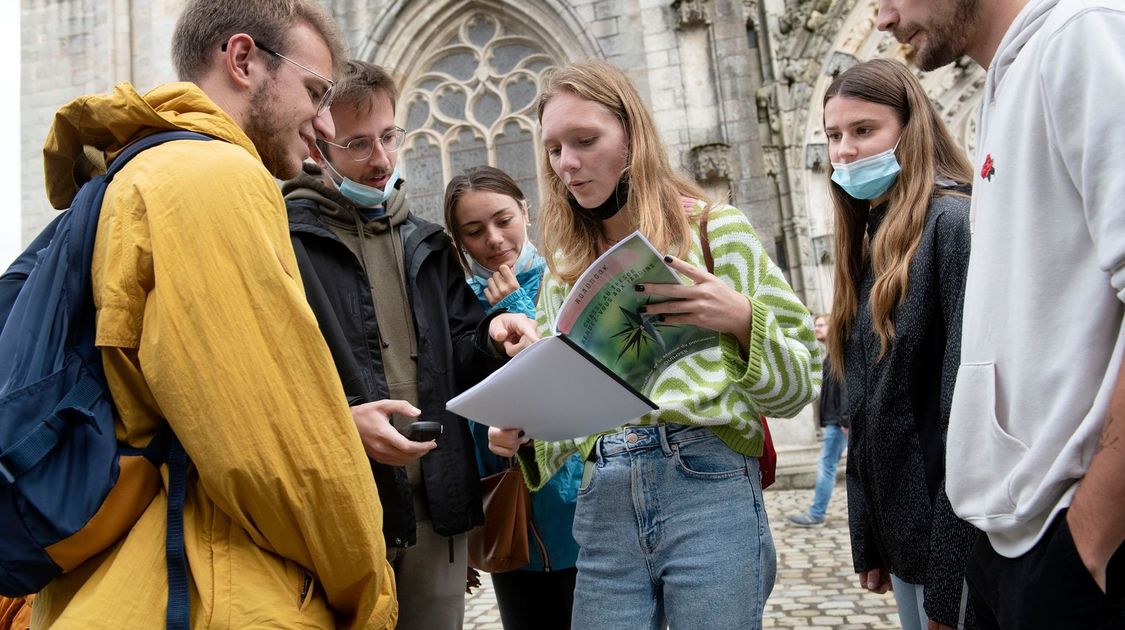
[521,202,822,490]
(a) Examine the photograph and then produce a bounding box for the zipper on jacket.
[528,506,551,571]
[299,571,314,605]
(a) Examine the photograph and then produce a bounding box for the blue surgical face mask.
[830,143,901,200]
[469,239,541,279]
[324,159,401,208]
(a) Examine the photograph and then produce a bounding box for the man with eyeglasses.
[282,60,536,630]
[28,1,397,628]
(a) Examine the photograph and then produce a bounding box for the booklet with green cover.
[553,231,718,396]
[447,232,718,440]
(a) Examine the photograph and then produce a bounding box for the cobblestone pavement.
[464,481,903,629]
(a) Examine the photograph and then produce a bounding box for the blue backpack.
[0,130,209,629]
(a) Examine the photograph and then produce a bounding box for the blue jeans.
[570,424,776,630]
[890,574,928,630]
[809,423,846,520]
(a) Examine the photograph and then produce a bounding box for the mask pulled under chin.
[830,144,901,201]
[567,176,630,221]
[324,159,401,208]
[469,240,542,279]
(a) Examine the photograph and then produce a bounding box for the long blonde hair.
[535,60,707,284]
[825,59,972,377]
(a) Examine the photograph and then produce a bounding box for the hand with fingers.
[488,426,530,457]
[857,568,892,594]
[483,264,521,306]
[350,400,435,466]
[488,312,540,357]
[635,254,754,354]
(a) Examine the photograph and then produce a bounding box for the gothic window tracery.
[398,12,557,224]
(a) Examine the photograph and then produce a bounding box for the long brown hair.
[534,60,707,284]
[825,59,972,377]
[442,165,528,274]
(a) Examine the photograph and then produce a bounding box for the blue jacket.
[467,253,582,572]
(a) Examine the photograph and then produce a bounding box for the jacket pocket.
[947,362,1028,518]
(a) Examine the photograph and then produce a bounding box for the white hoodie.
[946,0,1125,558]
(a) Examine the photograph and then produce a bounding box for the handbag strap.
[699,204,714,274]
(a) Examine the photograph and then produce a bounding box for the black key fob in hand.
[406,421,443,442]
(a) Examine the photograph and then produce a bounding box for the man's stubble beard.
[911,0,979,71]
[245,82,299,180]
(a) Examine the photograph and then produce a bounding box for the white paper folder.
[446,335,657,441]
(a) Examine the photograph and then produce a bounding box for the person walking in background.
[876,0,1125,627]
[443,165,583,630]
[788,313,848,528]
[28,0,398,627]
[282,61,535,630]
[823,59,980,630]
[487,60,820,630]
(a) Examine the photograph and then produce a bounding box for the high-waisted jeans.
[570,424,776,629]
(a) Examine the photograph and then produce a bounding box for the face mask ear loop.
[321,155,346,190]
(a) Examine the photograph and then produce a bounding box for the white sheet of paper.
[446,336,657,441]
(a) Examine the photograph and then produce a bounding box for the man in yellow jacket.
[29,0,397,628]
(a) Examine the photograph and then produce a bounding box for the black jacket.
[818,356,848,428]
[287,197,504,547]
[844,191,980,627]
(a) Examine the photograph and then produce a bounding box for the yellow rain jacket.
[31,83,397,629]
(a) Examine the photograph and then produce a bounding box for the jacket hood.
[283,161,410,233]
[985,0,1058,105]
[43,82,260,209]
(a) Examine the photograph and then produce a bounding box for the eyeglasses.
[222,39,336,116]
[321,127,407,161]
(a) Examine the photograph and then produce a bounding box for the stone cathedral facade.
[19,0,985,482]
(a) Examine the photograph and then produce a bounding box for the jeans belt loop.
[658,424,675,456]
[587,436,602,462]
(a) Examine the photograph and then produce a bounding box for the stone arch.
[358,1,594,224]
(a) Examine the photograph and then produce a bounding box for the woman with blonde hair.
[488,60,820,629]
[823,58,980,629]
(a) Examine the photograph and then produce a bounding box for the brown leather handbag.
[467,460,531,573]
[0,595,32,630]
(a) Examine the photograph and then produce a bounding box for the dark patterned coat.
[844,190,981,628]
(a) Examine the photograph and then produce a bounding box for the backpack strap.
[106,131,213,177]
[165,435,190,630]
[105,130,210,630]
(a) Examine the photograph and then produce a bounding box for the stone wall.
[21,0,183,243]
[20,0,779,254]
